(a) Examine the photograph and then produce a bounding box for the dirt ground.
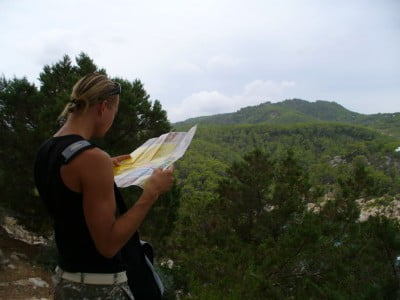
[0,227,53,300]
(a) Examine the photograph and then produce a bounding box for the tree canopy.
[170,149,400,299]
[0,53,172,231]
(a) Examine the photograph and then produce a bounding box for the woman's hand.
[111,154,131,166]
[144,165,174,199]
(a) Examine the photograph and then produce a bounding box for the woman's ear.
[97,101,107,116]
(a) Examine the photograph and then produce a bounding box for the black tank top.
[34,135,125,273]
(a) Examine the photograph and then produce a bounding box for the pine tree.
[0,53,173,232]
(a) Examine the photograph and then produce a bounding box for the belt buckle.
[80,272,85,284]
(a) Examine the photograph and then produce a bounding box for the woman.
[34,73,174,299]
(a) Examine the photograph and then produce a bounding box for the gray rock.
[13,277,49,288]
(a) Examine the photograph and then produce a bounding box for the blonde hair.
[58,73,120,121]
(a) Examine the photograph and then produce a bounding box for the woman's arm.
[76,148,173,258]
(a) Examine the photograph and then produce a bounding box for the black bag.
[115,185,164,300]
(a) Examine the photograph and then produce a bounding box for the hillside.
[176,122,400,182]
[174,121,400,230]
[173,99,400,195]
[171,116,400,298]
[174,99,400,140]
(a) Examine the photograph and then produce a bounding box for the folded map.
[114,126,197,188]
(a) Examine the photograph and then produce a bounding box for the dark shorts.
[53,274,134,300]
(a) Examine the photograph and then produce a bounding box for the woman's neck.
[54,115,95,140]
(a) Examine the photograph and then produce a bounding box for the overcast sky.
[1,0,399,122]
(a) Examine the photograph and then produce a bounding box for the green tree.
[99,79,170,156]
[0,53,174,233]
[0,76,44,223]
[172,148,400,299]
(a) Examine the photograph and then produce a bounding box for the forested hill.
[174,99,400,139]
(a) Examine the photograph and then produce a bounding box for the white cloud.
[24,29,77,65]
[206,55,242,70]
[169,79,296,122]
[169,91,232,121]
[172,62,202,74]
[243,80,296,100]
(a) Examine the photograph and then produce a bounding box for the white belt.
[56,266,127,285]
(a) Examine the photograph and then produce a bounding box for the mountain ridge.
[173,99,400,139]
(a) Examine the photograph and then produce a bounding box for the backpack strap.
[61,140,94,163]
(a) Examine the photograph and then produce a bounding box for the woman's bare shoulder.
[69,147,113,173]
